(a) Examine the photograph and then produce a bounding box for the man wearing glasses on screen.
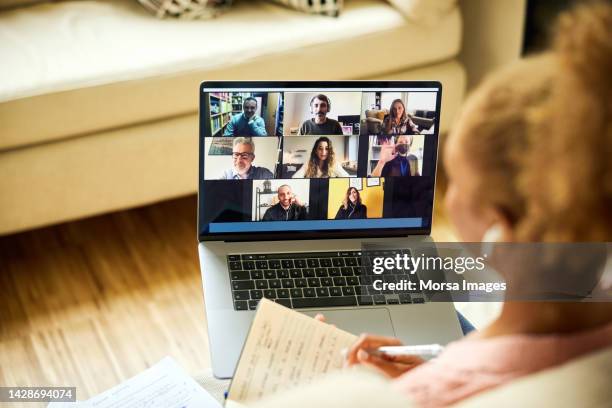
[220,137,274,180]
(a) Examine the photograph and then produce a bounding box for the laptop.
[198,81,463,378]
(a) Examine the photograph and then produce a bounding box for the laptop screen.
[198,82,441,241]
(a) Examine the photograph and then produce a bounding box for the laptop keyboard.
[227,251,425,311]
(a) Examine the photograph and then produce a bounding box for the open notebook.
[226,298,358,406]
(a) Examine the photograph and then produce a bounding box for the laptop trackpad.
[303,308,395,338]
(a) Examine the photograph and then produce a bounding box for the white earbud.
[481,224,504,256]
[482,224,504,242]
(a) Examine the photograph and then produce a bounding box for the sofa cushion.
[270,0,343,16]
[0,0,461,150]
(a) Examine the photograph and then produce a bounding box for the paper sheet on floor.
[48,356,222,408]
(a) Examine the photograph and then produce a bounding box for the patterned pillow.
[137,0,232,19]
[269,0,343,17]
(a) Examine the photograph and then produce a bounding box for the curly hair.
[450,2,611,241]
[304,137,336,178]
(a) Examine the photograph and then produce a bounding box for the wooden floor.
[0,193,456,403]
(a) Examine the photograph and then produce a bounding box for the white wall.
[284,92,362,134]
[203,137,279,179]
[378,92,438,114]
[251,179,310,221]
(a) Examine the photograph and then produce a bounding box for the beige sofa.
[0,0,525,235]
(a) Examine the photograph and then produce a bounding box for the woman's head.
[444,3,611,243]
[343,187,362,209]
[390,99,407,121]
[305,137,336,177]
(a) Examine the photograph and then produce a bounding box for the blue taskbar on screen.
[208,218,423,233]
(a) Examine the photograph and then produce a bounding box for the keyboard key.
[232,280,255,290]
[307,278,320,287]
[275,299,292,308]
[294,259,307,268]
[228,255,240,261]
[316,287,330,297]
[292,296,357,308]
[295,278,307,288]
[320,277,333,287]
[399,294,412,304]
[250,290,263,300]
[248,300,259,310]
[303,268,315,277]
[315,268,328,277]
[230,270,250,280]
[233,290,250,301]
[277,270,289,279]
[320,259,332,267]
[234,300,248,310]
[373,295,386,305]
[243,261,255,270]
[281,260,294,268]
[255,280,268,289]
[277,289,290,298]
[269,260,281,269]
[229,261,242,271]
[242,255,256,260]
[357,295,373,305]
[290,269,302,278]
[328,267,341,277]
[342,287,355,296]
[330,287,343,296]
[263,289,276,299]
[290,288,303,298]
[353,267,363,275]
[413,298,425,304]
[282,279,294,288]
[333,277,346,286]
[341,267,353,276]
[307,259,320,267]
[255,260,268,269]
[269,279,281,289]
[387,298,399,305]
[345,258,357,266]
[303,288,316,297]
[250,270,263,280]
[332,258,345,267]
[264,270,276,279]
[346,276,359,286]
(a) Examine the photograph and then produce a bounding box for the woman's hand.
[345,334,425,378]
[315,315,424,378]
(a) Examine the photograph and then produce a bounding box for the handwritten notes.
[227,298,357,404]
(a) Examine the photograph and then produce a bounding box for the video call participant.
[298,94,344,135]
[223,97,267,136]
[334,187,367,219]
[371,135,420,177]
[220,137,273,180]
[381,99,420,136]
[262,185,308,221]
[293,137,349,178]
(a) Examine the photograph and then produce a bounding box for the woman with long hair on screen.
[293,137,349,178]
[335,187,368,219]
[381,99,420,137]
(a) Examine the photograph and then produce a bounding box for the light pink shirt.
[392,321,612,408]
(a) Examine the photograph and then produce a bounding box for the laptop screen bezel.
[198,81,441,242]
